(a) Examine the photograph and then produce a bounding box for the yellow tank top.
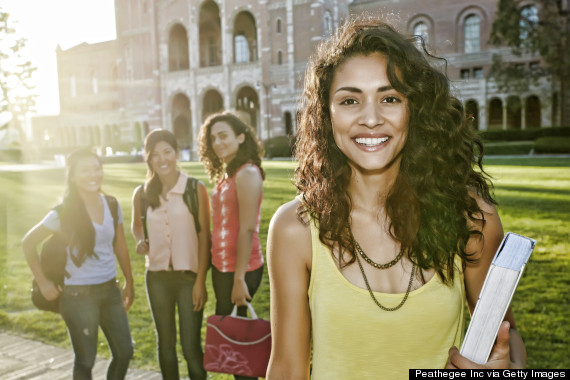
[308,219,466,379]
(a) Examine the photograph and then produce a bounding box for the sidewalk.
[0,332,162,380]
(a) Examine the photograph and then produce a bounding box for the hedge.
[264,135,296,158]
[534,137,570,154]
[483,142,535,155]
[477,126,570,142]
[0,149,22,163]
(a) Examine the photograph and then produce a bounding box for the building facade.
[31,0,564,158]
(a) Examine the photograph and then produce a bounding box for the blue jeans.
[212,265,264,380]
[146,270,206,380]
[59,279,133,380]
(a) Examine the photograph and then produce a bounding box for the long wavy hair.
[198,111,265,183]
[59,148,103,264]
[295,15,496,284]
[143,129,179,210]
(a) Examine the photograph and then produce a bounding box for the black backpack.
[31,195,119,313]
[138,177,201,241]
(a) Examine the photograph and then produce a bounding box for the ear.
[237,133,246,144]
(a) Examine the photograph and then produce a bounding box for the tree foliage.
[489,0,569,126]
[0,8,37,143]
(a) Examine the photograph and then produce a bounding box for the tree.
[489,0,570,127]
[0,8,37,157]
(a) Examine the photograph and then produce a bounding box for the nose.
[212,138,222,148]
[358,101,384,128]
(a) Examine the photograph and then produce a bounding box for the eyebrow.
[334,85,394,94]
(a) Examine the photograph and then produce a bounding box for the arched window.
[488,98,503,129]
[233,11,257,63]
[276,19,282,34]
[169,24,190,71]
[323,11,332,36]
[520,5,538,44]
[413,22,429,48]
[525,95,541,128]
[199,1,222,67]
[464,15,480,53]
[277,50,283,65]
[234,35,250,63]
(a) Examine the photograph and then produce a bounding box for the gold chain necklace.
[351,233,416,311]
[353,238,404,269]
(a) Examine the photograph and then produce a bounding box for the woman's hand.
[135,240,149,255]
[231,278,251,306]
[446,321,514,369]
[122,280,135,312]
[192,280,208,311]
[38,279,61,301]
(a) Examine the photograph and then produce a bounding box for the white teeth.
[355,137,389,146]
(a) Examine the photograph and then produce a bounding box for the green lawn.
[0,157,568,374]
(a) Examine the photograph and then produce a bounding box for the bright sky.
[1,0,116,115]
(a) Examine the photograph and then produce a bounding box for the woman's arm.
[131,186,149,255]
[22,223,60,300]
[232,165,264,306]
[114,222,135,312]
[266,199,312,380]
[447,195,526,369]
[193,181,211,311]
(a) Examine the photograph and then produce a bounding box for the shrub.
[534,137,570,154]
[477,126,570,142]
[0,148,22,163]
[483,142,534,155]
[264,135,295,158]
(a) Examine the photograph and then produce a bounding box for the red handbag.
[204,303,271,378]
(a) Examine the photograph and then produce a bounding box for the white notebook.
[460,232,536,364]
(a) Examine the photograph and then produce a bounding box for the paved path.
[0,332,162,380]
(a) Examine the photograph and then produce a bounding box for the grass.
[0,157,568,374]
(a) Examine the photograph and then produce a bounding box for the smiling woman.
[131,129,210,379]
[21,148,134,379]
[198,111,266,380]
[266,15,527,379]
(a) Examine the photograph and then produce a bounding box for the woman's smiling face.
[329,52,409,174]
[71,155,103,194]
[210,121,245,164]
[149,140,178,177]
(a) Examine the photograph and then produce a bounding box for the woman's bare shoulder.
[268,198,312,266]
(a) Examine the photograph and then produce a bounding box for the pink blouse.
[146,172,199,272]
[211,164,264,273]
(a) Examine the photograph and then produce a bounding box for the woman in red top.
[199,111,265,380]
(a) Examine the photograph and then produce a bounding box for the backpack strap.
[103,195,119,244]
[52,204,71,279]
[136,185,149,241]
[183,177,201,234]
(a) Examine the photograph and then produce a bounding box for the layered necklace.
[350,229,416,311]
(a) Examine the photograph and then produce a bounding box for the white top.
[41,195,122,285]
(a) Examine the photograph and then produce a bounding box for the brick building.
[31,0,564,158]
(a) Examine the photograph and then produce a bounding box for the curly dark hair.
[295,15,496,284]
[198,111,265,183]
[142,129,179,210]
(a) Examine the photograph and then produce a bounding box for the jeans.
[146,270,206,380]
[59,279,133,380]
[212,265,264,380]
